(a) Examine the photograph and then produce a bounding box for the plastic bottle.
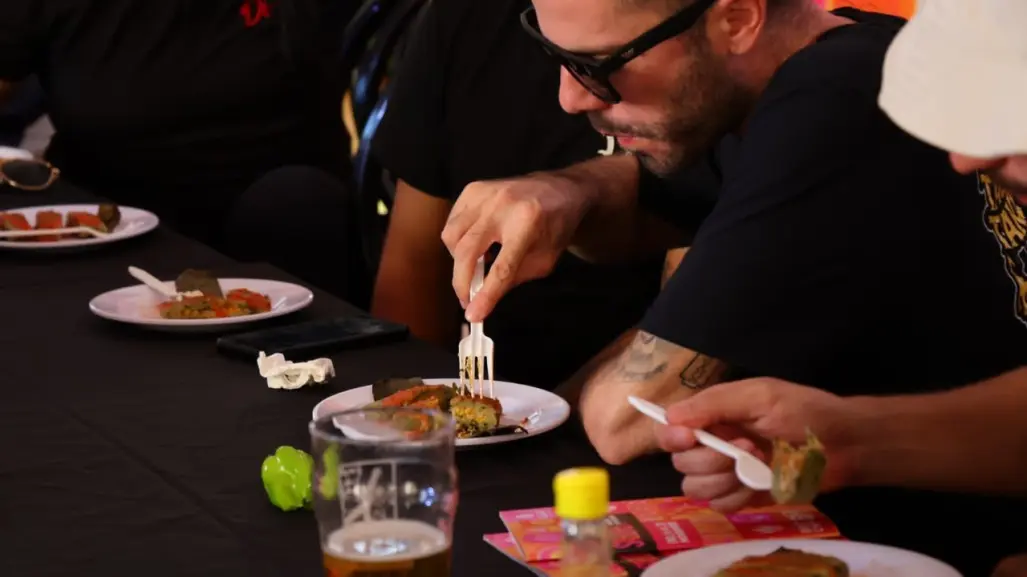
[553,467,612,577]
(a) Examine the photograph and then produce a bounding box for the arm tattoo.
[613,331,673,382]
[680,353,726,390]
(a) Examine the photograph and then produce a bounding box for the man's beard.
[589,42,752,177]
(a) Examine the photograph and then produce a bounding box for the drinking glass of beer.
[310,407,457,577]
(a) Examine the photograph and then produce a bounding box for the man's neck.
[748,8,855,94]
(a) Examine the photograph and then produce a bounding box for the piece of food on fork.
[450,395,503,438]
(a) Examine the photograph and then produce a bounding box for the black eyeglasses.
[520,0,716,104]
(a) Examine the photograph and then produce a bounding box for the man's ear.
[707,0,768,55]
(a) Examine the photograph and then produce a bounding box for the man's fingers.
[666,379,776,430]
[654,424,698,453]
[671,447,735,476]
[465,229,531,323]
[451,217,496,308]
[681,472,742,501]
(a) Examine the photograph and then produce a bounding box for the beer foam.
[325,519,449,563]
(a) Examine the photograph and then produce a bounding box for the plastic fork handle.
[469,256,485,302]
[128,266,177,298]
[694,429,745,460]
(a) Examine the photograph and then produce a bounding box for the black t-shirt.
[639,9,1027,574]
[373,0,724,388]
[0,0,352,242]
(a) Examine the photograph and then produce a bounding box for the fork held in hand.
[458,256,495,399]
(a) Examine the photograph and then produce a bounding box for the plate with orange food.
[89,269,314,332]
[0,203,159,250]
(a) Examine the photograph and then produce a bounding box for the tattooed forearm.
[613,331,677,382]
[680,353,727,389]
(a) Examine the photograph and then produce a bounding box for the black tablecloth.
[1,186,682,576]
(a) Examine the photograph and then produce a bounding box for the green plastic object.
[318,445,340,500]
[261,446,315,511]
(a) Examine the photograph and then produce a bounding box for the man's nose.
[558,67,610,115]
[949,152,1003,175]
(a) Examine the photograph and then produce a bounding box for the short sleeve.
[370,0,449,198]
[639,86,900,382]
[0,1,42,80]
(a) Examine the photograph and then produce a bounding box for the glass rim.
[309,407,456,447]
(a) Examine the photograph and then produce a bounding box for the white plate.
[0,204,159,250]
[311,379,572,448]
[641,539,962,577]
[89,278,314,332]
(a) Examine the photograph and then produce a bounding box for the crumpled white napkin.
[257,351,335,390]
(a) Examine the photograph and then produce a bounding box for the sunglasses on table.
[519,0,717,104]
[0,158,60,191]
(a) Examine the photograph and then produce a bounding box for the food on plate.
[0,212,30,232]
[156,268,272,319]
[771,429,827,505]
[261,446,315,512]
[0,203,120,241]
[368,378,529,439]
[97,203,121,231]
[175,268,224,297]
[158,288,272,319]
[715,547,849,577]
[65,211,109,237]
[35,210,63,241]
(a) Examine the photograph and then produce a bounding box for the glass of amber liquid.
[310,407,457,577]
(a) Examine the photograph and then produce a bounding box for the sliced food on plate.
[369,377,529,439]
[89,268,314,330]
[311,377,572,447]
[0,203,120,241]
[157,269,272,320]
[0,203,158,249]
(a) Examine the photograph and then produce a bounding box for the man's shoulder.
[768,9,905,100]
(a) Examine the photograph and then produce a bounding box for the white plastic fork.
[457,256,495,399]
[627,395,773,491]
[0,226,109,239]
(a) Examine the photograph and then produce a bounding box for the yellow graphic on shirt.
[980,173,1027,325]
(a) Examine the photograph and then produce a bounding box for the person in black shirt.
[438,0,1027,573]
[371,0,714,388]
[0,0,360,299]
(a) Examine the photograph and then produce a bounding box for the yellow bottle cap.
[553,467,610,520]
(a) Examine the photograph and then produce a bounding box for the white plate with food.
[311,378,572,447]
[89,269,313,332]
[0,203,159,250]
[641,539,961,577]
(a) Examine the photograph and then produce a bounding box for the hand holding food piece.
[655,378,858,512]
[261,446,315,511]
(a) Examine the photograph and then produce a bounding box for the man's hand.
[441,172,592,322]
[653,378,861,511]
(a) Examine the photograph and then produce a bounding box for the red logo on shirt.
[240,0,272,27]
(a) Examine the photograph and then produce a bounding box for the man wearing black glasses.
[441,0,1027,572]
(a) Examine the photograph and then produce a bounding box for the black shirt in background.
[0,0,352,243]
[639,9,1027,575]
[372,0,724,388]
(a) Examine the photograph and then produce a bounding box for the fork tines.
[459,354,494,399]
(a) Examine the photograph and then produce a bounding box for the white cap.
[878,0,1027,157]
